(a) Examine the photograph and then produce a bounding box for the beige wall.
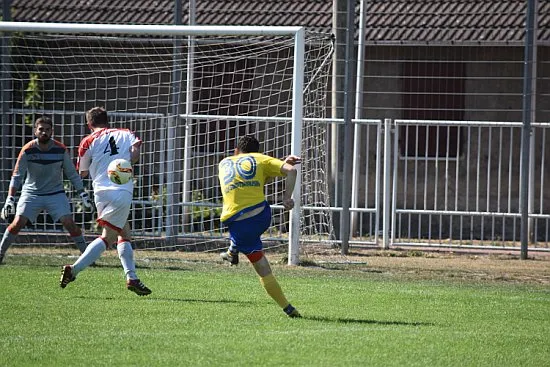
[348,45,550,240]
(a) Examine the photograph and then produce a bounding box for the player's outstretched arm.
[281,163,298,210]
[62,149,86,193]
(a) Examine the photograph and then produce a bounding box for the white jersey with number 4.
[77,128,141,194]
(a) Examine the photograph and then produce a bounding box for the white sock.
[117,241,137,280]
[72,237,106,275]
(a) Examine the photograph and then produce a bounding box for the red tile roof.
[5,0,550,43]
[10,0,175,24]
[364,0,548,43]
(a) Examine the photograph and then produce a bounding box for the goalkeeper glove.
[1,196,15,220]
[79,191,93,210]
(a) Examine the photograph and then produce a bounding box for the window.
[194,57,253,153]
[401,62,465,158]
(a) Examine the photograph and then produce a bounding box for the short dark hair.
[237,135,260,153]
[86,106,109,127]
[35,116,53,128]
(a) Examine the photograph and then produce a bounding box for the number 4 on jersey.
[104,136,119,156]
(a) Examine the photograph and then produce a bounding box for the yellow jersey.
[218,152,285,223]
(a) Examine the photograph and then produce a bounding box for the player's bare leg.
[60,215,87,253]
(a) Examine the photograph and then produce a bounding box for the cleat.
[60,265,76,288]
[283,304,301,318]
[220,250,239,265]
[288,309,301,318]
[126,279,152,296]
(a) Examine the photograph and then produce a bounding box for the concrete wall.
[350,45,550,241]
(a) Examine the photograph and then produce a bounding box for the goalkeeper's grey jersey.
[9,138,84,196]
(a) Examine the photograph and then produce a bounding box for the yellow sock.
[259,273,290,308]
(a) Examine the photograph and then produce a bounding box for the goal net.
[0,23,335,264]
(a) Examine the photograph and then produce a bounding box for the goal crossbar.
[0,21,303,37]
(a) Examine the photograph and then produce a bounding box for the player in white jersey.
[0,116,93,264]
[60,106,151,296]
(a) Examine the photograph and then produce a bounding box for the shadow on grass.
[42,262,192,272]
[73,295,253,305]
[302,315,434,326]
[147,297,254,305]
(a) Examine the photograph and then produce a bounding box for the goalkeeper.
[218,135,301,318]
[0,116,93,264]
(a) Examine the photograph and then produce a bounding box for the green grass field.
[1,250,549,366]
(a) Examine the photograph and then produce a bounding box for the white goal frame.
[0,21,305,265]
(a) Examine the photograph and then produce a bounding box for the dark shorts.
[226,203,271,255]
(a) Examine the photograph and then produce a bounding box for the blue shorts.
[16,192,72,223]
[226,203,271,255]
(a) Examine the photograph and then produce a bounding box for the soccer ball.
[107,159,133,185]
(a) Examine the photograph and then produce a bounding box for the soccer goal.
[0,22,334,265]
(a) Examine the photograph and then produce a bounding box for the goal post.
[0,21,334,265]
[289,27,304,266]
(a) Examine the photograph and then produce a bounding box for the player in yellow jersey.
[218,135,301,318]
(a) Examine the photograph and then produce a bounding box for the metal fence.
[2,111,550,254]
[334,118,550,253]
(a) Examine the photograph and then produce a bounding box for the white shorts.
[94,190,132,232]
